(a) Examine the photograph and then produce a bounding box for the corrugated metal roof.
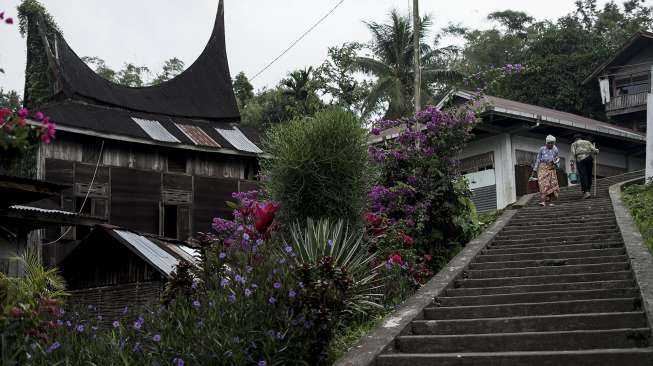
[132,117,181,143]
[175,123,221,147]
[215,127,263,154]
[9,205,78,216]
[114,229,179,277]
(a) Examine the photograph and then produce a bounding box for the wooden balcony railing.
[605,92,648,114]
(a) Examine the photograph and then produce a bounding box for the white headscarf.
[545,135,556,143]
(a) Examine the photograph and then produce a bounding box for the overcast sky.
[0,0,613,96]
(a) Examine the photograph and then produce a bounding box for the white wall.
[465,169,496,190]
[460,134,514,210]
[511,135,631,172]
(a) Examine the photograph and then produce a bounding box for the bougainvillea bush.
[366,104,480,286]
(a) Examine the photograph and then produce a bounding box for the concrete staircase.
[377,172,653,365]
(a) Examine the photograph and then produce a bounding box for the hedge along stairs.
[375,171,653,366]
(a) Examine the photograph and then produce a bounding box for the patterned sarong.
[537,163,560,202]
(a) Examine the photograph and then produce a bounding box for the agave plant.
[288,218,384,315]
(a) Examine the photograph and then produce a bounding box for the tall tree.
[116,63,150,87]
[81,56,118,82]
[445,0,653,120]
[314,43,371,117]
[280,67,323,117]
[0,89,22,110]
[152,58,185,84]
[353,10,459,119]
[233,71,254,108]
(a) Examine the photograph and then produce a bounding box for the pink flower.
[17,108,28,118]
[5,17,13,25]
[35,111,44,121]
[0,12,4,20]
[389,254,403,266]
[423,254,432,262]
[401,233,413,247]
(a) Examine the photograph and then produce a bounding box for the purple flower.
[246,266,253,273]
[153,334,161,342]
[173,357,185,366]
[218,252,227,259]
[298,281,304,288]
[56,319,64,327]
[122,306,129,315]
[76,324,84,333]
[132,342,141,353]
[273,282,281,289]
[66,320,72,328]
[243,232,250,241]
[228,293,236,303]
[258,361,267,366]
[133,321,142,330]
[191,279,199,289]
[244,288,252,297]
[278,257,286,264]
[251,283,258,289]
[192,300,201,308]
[371,127,381,135]
[220,277,230,288]
[268,296,277,304]
[46,341,60,353]
[327,239,334,248]
[284,245,293,253]
[289,290,297,298]
[235,274,246,285]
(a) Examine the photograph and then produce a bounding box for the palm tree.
[354,10,460,119]
[280,67,322,116]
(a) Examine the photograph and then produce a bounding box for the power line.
[250,0,346,82]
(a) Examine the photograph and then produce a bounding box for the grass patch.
[623,182,653,254]
[327,313,389,363]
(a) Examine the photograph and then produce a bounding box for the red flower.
[401,233,413,247]
[390,254,403,265]
[10,307,24,318]
[365,213,385,236]
[423,254,432,262]
[253,202,278,233]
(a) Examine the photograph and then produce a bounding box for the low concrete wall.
[609,179,653,339]
[334,205,522,366]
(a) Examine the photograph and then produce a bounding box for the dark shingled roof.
[29,0,239,122]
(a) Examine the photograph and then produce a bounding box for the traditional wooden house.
[583,31,653,132]
[21,0,260,264]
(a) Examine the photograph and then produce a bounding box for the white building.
[446,91,646,211]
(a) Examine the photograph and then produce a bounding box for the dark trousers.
[576,156,594,193]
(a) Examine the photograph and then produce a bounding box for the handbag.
[528,176,539,191]
[568,172,578,184]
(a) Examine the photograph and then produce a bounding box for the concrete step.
[423,298,640,320]
[411,312,648,335]
[469,255,628,270]
[486,242,623,255]
[467,263,629,279]
[437,288,639,307]
[488,240,624,251]
[474,248,625,263]
[491,233,623,246]
[376,348,653,366]
[499,224,618,237]
[507,214,615,226]
[396,328,650,353]
[494,228,619,242]
[455,271,633,288]
[447,280,636,297]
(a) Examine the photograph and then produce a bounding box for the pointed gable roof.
[27,0,239,122]
[583,31,653,85]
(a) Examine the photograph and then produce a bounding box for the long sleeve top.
[533,146,559,172]
[571,139,598,162]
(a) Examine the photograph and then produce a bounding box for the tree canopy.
[444,0,653,120]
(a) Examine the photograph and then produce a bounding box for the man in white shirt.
[571,134,599,199]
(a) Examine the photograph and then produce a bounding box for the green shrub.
[262,107,370,227]
[623,182,653,253]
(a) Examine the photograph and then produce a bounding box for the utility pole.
[413,0,421,113]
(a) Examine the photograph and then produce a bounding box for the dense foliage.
[623,182,653,253]
[262,107,370,228]
[444,0,653,119]
[367,104,480,277]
